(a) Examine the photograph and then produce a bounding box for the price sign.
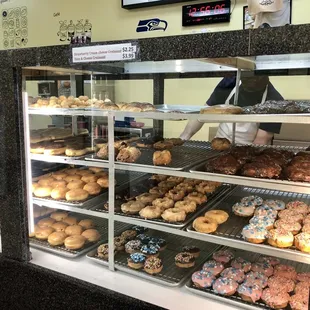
[72,43,137,63]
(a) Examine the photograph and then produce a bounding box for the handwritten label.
[72,43,137,63]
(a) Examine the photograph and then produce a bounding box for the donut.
[32,182,40,193]
[268,276,295,293]
[204,210,229,224]
[289,293,308,310]
[97,243,114,259]
[66,168,80,175]
[95,171,108,179]
[67,180,86,190]
[136,193,160,205]
[297,272,310,283]
[212,278,238,296]
[232,202,255,217]
[195,181,217,194]
[35,227,54,240]
[50,211,68,221]
[37,218,56,228]
[121,201,145,215]
[294,232,310,253]
[267,228,294,248]
[152,197,174,210]
[286,201,309,214]
[175,252,195,268]
[274,219,301,235]
[63,216,78,225]
[64,175,81,182]
[165,189,185,201]
[304,215,310,225]
[51,180,67,188]
[278,209,304,223]
[125,240,142,254]
[76,170,93,176]
[182,246,200,258]
[48,231,67,246]
[149,187,166,196]
[274,264,297,281]
[64,235,86,250]
[251,262,274,277]
[114,236,126,251]
[81,174,98,183]
[184,192,207,205]
[121,230,137,241]
[174,200,196,214]
[83,182,101,195]
[231,257,252,273]
[221,267,245,283]
[88,167,103,173]
[136,234,150,244]
[193,216,218,233]
[295,281,310,294]
[212,249,234,264]
[148,237,167,251]
[38,177,55,187]
[144,257,163,275]
[65,189,89,201]
[127,253,146,270]
[167,176,184,184]
[249,216,275,230]
[238,283,262,303]
[263,199,286,211]
[153,150,172,166]
[191,271,215,288]
[51,221,68,232]
[241,195,263,207]
[151,174,168,182]
[261,288,290,309]
[97,177,109,188]
[140,244,159,257]
[302,223,310,233]
[211,137,231,151]
[65,225,83,236]
[78,219,95,230]
[244,271,268,288]
[132,225,148,234]
[139,206,162,219]
[161,208,186,222]
[51,188,69,200]
[52,172,68,180]
[258,256,280,266]
[175,183,194,194]
[34,186,53,198]
[242,224,268,244]
[202,260,224,276]
[254,205,278,218]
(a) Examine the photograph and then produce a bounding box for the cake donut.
[184,192,207,205]
[212,249,234,264]
[175,183,194,194]
[127,253,146,269]
[140,244,159,257]
[251,262,274,277]
[261,288,290,309]
[114,236,126,251]
[132,226,148,234]
[232,202,255,217]
[221,267,245,283]
[136,234,151,244]
[161,208,186,222]
[165,189,185,201]
[249,216,275,230]
[274,219,301,235]
[244,271,268,288]
[302,223,310,233]
[202,260,224,276]
[267,228,294,248]
[139,206,162,219]
[136,193,160,205]
[278,209,304,223]
[152,197,174,210]
[191,271,215,288]
[149,186,167,196]
[121,201,145,215]
[148,238,167,251]
[212,278,238,296]
[125,240,142,254]
[241,195,263,207]
[175,252,195,268]
[263,199,286,211]
[182,246,200,258]
[254,205,278,219]
[274,264,297,281]
[258,256,280,266]
[294,232,310,253]
[286,200,309,215]
[193,216,218,233]
[268,275,295,293]
[242,224,268,244]
[174,200,196,214]
[289,293,309,310]
[204,210,229,224]
[144,257,163,275]
[237,283,262,303]
[195,181,216,194]
[231,257,252,273]
[97,244,115,259]
[121,230,137,241]
[296,272,310,283]
[295,281,310,294]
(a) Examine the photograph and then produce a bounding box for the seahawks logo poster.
[136,18,168,32]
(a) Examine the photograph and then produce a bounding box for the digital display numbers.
[182,1,231,27]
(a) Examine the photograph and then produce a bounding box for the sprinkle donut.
[231,257,252,273]
[242,224,268,244]
[221,267,245,283]
[286,200,309,215]
[274,219,301,235]
[212,278,238,296]
[274,264,297,281]
[258,256,280,266]
[244,271,268,288]
[263,199,286,211]
[254,205,278,218]
[251,262,274,277]
[212,249,234,264]
[191,271,215,288]
[294,232,310,253]
[237,283,262,303]
[202,260,224,276]
[232,202,255,217]
[267,275,295,293]
[249,216,275,230]
[262,288,290,309]
[241,195,263,207]
[278,209,304,223]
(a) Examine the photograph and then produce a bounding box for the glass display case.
[4,28,310,309]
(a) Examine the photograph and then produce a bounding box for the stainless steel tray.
[187,186,310,261]
[185,246,310,310]
[31,153,89,161]
[86,227,220,287]
[94,184,232,228]
[155,105,201,114]
[33,171,146,209]
[86,141,220,171]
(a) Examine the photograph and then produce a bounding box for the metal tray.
[155,105,201,114]
[33,170,146,209]
[94,184,232,228]
[187,186,310,260]
[31,153,89,161]
[86,227,220,287]
[86,141,219,171]
[185,246,310,310]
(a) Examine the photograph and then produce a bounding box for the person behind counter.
[180,75,283,145]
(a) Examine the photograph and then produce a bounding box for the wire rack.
[186,246,310,310]
[187,186,310,258]
[87,227,221,287]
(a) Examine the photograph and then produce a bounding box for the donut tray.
[29,214,130,258]
[85,141,219,171]
[93,184,232,228]
[186,186,310,263]
[86,227,220,287]
[32,171,146,209]
[185,246,310,310]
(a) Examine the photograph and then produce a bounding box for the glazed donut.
[32,182,40,193]
[152,197,174,210]
[89,167,103,173]
[64,235,86,250]
[81,174,98,183]
[165,189,185,201]
[76,169,93,176]
[35,227,54,240]
[51,180,67,188]
[238,283,262,303]
[34,186,53,198]
[67,180,86,190]
[82,229,101,242]
[221,267,245,283]
[294,232,310,253]
[51,187,69,200]
[233,202,255,217]
[136,193,160,205]
[48,231,67,246]
[267,228,294,248]
[64,175,81,182]
[268,276,295,293]
[78,219,95,230]
[139,206,162,219]
[52,172,68,180]
[51,221,68,232]
[204,210,229,224]
[274,264,297,281]
[278,209,304,223]
[213,249,234,264]
[212,278,238,296]
[242,224,268,244]
[286,200,309,214]
[151,174,168,182]
[274,219,301,235]
[65,225,83,236]
[83,182,102,195]
[37,218,56,228]
[153,150,172,166]
[62,216,78,225]
[195,181,217,194]
[38,177,55,187]
[66,189,89,201]
[148,186,166,196]
[121,201,145,215]
[261,288,290,309]
[161,208,186,222]
[95,171,108,178]
[174,200,196,214]
[244,271,268,288]
[167,176,184,184]
[193,216,218,233]
[184,192,207,205]
[50,211,68,221]
[191,271,215,288]
[202,260,224,276]
[251,262,274,277]
[97,177,109,188]
[65,168,80,175]
[231,257,251,273]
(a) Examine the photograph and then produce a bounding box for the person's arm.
[180,120,204,140]
[253,129,274,145]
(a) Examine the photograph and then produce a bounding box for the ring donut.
[193,216,218,233]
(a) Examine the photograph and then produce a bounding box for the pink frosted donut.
[251,262,274,277]
[258,256,280,266]
[274,264,297,281]
[268,275,295,293]
[231,257,252,273]
[202,260,224,276]
[244,271,268,288]
[221,267,245,283]
[295,281,310,294]
[212,277,238,296]
[286,200,309,215]
[237,283,262,303]
[278,209,304,223]
[304,215,310,225]
[212,249,234,264]
[191,271,215,288]
[262,288,290,309]
[254,205,278,218]
[297,272,310,283]
[289,293,309,310]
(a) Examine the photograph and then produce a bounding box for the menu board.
[122,0,193,9]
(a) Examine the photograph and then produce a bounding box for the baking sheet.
[187,186,310,259]
[186,246,310,310]
[155,105,201,114]
[86,227,220,287]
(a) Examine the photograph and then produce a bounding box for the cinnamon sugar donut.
[174,200,196,214]
[161,208,186,222]
[184,192,207,205]
[193,216,218,233]
[165,189,185,201]
[152,197,174,210]
[139,206,162,219]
